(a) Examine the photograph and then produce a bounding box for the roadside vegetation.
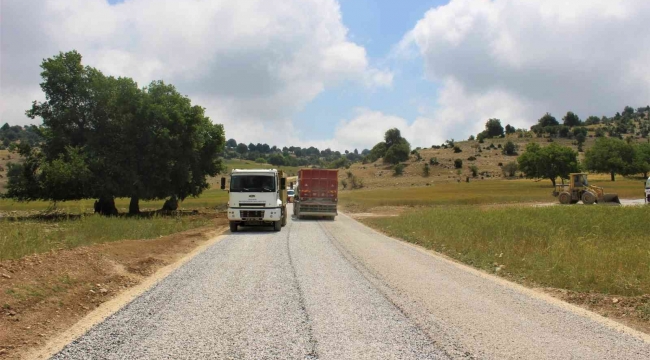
[363,205,650,296]
[0,188,228,214]
[0,214,212,261]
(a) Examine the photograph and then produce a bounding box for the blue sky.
[2,0,650,151]
[295,0,446,143]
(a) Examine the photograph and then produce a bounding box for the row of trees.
[517,137,650,185]
[4,51,226,214]
[224,139,367,168]
[473,106,649,145]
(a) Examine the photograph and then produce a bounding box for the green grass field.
[363,205,650,296]
[0,215,211,261]
[340,177,646,210]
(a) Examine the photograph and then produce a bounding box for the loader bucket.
[600,193,621,204]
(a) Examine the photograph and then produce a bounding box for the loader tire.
[273,220,281,231]
[558,192,571,205]
[581,191,596,205]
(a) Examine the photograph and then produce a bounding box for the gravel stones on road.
[52,206,650,359]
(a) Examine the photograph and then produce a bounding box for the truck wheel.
[229,221,238,232]
[273,220,281,231]
[581,191,596,205]
[558,192,571,205]
[281,206,287,226]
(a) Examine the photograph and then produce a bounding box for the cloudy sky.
[2,0,649,151]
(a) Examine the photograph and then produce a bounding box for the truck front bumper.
[227,208,283,222]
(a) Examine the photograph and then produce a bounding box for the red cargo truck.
[293,169,338,219]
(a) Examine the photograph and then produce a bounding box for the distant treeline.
[0,124,43,149]
[222,139,369,169]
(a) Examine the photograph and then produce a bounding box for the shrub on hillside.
[423,163,430,177]
[350,176,364,189]
[469,165,479,177]
[394,164,405,176]
[467,156,477,161]
[501,161,518,177]
[453,146,462,153]
[454,159,463,169]
[429,157,439,166]
[502,141,517,156]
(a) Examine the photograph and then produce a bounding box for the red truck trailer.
[293,169,338,219]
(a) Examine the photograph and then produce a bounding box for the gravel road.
[53,205,650,359]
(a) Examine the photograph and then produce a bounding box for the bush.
[453,146,462,153]
[350,176,364,189]
[469,165,479,177]
[394,164,405,176]
[502,141,517,156]
[384,141,411,164]
[502,161,518,177]
[255,157,266,163]
[423,163,430,177]
[341,179,348,189]
[346,171,353,178]
[467,156,477,161]
[429,157,439,166]
[454,159,463,169]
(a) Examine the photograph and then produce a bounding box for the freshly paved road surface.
[53,205,650,359]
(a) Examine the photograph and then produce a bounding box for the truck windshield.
[230,175,276,192]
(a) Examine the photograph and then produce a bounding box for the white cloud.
[0,0,392,146]
[399,0,650,142]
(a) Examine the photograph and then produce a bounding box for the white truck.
[646,177,650,204]
[221,169,287,232]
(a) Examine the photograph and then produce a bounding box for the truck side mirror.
[280,178,286,189]
[220,177,226,190]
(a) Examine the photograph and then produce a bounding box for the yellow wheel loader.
[552,173,620,205]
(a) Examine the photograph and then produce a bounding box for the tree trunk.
[550,177,556,187]
[94,196,118,216]
[644,171,648,179]
[129,196,140,215]
[610,171,616,181]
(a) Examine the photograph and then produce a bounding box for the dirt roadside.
[346,206,650,336]
[0,215,228,359]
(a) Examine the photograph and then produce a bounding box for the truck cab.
[222,169,287,232]
[646,177,650,203]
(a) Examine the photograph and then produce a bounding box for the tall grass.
[364,205,650,296]
[0,215,211,260]
[340,177,645,209]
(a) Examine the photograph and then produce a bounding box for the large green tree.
[517,143,580,186]
[382,128,411,165]
[584,137,636,181]
[5,51,225,214]
[562,111,581,127]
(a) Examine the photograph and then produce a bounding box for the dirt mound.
[0,217,227,359]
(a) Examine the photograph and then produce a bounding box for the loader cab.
[571,173,588,189]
